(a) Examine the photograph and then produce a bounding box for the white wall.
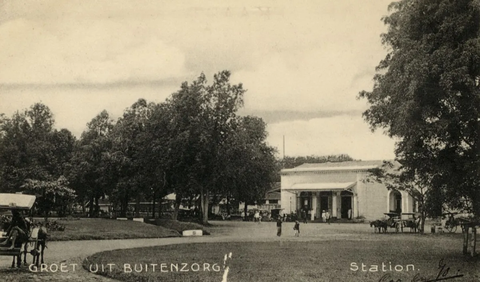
[282,169,391,220]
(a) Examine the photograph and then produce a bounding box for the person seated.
[0,210,29,250]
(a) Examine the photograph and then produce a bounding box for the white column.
[332,192,337,218]
[350,195,355,219]
[404,192,408,214]
[311,194,317,220]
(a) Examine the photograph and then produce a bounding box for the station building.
[280,160,417,221]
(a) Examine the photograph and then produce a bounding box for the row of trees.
[360,0,480,229]
[0,71,277,224]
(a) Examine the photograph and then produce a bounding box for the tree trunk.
[226,196,231,216]
[244,202,248,221]
[172,194,182,220]
[420,210,426,234]
[205,189,210,224]
[88,196,94,218]
[121,194,129,217]
[135,193,141,218]
[43,188,48,222]
[94,196,100,217]
[199,187,204,222]
[152,190,156,219]
[200,187,209,224]
[472,188,480,219]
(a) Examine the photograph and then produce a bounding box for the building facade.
[280,160,416,221]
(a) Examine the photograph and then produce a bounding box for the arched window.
[389,190,402,213]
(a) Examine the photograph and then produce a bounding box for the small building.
[257,183,281,211]
[280,160,417,221]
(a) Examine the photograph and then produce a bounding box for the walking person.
[293,220,300,237]
[276,216,282,237]
[254,211,260,223]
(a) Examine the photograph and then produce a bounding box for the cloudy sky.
[0,0,396,160]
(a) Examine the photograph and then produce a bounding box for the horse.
[29,224,47,267]
[402,217,421,233]
[9,222,47,267]
[6,217,32,268]
[370,220,387,233]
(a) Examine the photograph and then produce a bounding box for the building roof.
[281,160,388,174]
[287,182,356,192]
[0,193,36,210]
[265,183,281,200]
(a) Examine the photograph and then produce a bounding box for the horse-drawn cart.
[397,212,421,233]
[371,212,422,233]
[384,212,402,232]
[0,193,46,268]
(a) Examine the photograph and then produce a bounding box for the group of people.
[301,208,331,224]
[276,217,301,237]
[275,208,334,237]
[0,210,29,250]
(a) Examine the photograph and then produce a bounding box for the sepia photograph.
[0,0,479,281]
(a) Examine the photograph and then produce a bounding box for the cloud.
[233,44,385,115]
[267,115,395,160]
[0,84,179,137]
[0,0,395,158]
[0,19,188,84]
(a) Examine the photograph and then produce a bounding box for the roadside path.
[0,222,432,281]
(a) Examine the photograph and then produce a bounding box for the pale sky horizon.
[0,0,396,161]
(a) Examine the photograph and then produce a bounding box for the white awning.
[283,182,356,192]
[0,193,36,210]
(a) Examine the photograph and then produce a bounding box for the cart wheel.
[446,224,457,233]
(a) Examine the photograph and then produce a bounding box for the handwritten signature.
[379,259,464,282]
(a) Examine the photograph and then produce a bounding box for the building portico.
[281,160,415,221]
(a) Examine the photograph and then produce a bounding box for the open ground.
[0,220,479,282]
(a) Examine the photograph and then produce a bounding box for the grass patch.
[47,218,180,241]
[84,235,480,282]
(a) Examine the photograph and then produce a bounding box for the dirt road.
[0,222,406,281]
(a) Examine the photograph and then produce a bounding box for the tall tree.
[109,99,158,217]
[22,176,76,221]
[220,116,277,218]
[0,103,72,192]
[359,0,480,217]
[70,110,114,217]
[365,161,435,233]
[158,71,246,223]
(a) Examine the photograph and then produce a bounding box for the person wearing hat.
[0,210,29,249]
[276,216,282,237]
[293,220,300,237]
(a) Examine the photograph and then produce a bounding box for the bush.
[147,219,210,235]
[33,220,66,231]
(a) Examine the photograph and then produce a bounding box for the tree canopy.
[359,0,480,217]
[0,72,278,222]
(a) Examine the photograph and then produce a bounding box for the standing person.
[325,210,331,225]
[276,216,282,237]
[254,211,260,223]
[302,209,307,224]
[321,210,326,223]
[293,220,300,237]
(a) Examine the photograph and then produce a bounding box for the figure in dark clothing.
[276,217,282,237]
[302,209,307,224]
[0,210,29,249]
[293,220,300,237]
